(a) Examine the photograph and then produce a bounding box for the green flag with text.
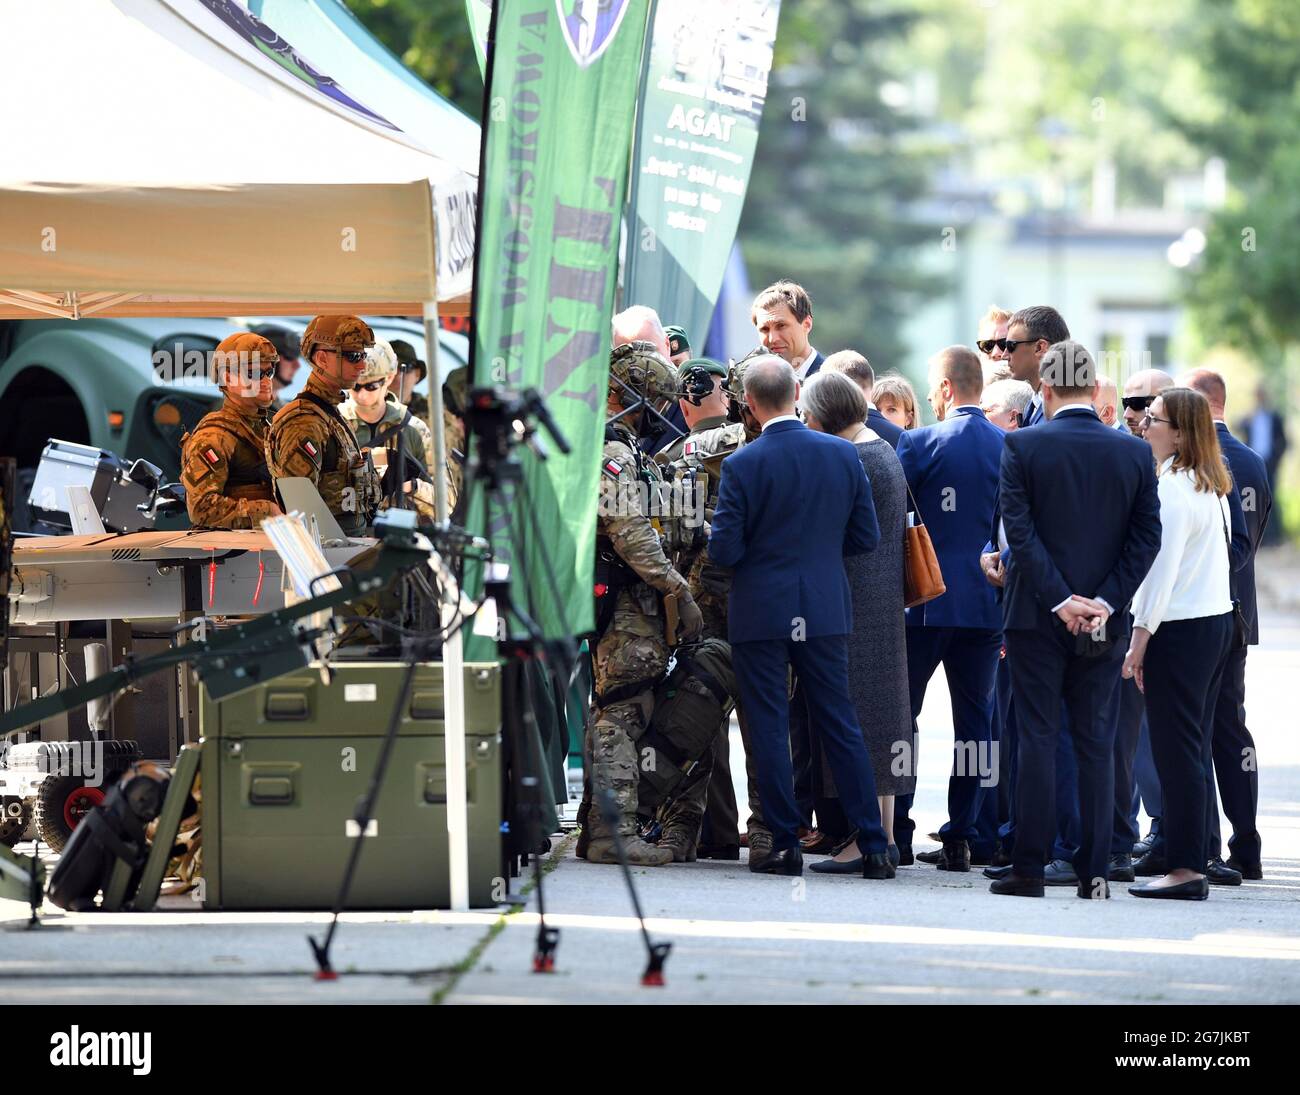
[624,0,781,342]
[470,0,651,641]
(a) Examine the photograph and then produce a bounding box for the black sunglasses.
[977,338,1006,354]
[352,379,387,393]
[1002,337,1041,354]
[326,348,366,363]
[1121,395,1157,412]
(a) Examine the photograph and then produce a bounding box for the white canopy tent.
[0,0,475,319]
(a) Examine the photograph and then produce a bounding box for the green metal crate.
[200,661,501,910]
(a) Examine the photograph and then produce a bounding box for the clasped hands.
[1055,595,1110,636]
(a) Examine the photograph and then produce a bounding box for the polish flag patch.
[203,447,221,465]
[683,440,698,456]
[301,439,319,458]
[602,459,623,479]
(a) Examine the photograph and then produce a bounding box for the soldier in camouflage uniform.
[181,332,283,530]
[342,338,440,523]
[266,315,383,537]
[440,365,469,516]
[576,342,705,866]
[650,360,756,861]
[659,350,778,865]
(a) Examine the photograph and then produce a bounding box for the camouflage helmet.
[724,346,771,409]
[608,340,679,408]
[356,338,398,385]
[443,364,470,417]
[210,332,278,386]
[300,315,374,362]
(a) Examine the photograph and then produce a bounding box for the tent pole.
[427,299,469,912]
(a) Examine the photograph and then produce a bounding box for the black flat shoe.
[989,872,1044,897]
[1225,856,1263,881]
[1133,851,1167,877]
[752,846,802,876]
[1205,857,1243,886]
[983,864,1013,880]
[1129,877,1209,900]
[810,855,863,874]
[1108,854,1136,882]
[862,852,896,880]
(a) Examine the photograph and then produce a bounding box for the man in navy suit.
[821,349,905,450]
[892,347,1006,870]
[749,280,825,836]
[992,341,1161,898]
[708,356,893,878]
[1187,369,1272,878]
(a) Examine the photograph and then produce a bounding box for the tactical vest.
[286,393,382,536]
[181,413,274,502]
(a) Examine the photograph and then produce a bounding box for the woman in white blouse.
[1122,388,1235,901]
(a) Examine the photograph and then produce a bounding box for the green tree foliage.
[343,0,483,117]
[738,1,942,367]
[1175,0,1300,368]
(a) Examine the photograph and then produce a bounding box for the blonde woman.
[872,374,919,431]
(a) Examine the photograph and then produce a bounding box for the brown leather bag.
[902,484,945,608]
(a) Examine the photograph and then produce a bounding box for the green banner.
[624,0,781,342]
[466,0,492,78]
[470,0,651,641]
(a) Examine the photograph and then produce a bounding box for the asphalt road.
[4,605,1298,1006]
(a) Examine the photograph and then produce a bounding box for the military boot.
[585,834,674,866]
[574,798,591,860]
[657,823,698,863]
[747,826,774,873]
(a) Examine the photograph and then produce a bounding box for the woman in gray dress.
[801,370,913,869]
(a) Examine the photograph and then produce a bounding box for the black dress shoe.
[1133,851,1167,877]
[809,855,863,874]
[896,845,914,866]
[1108,854,1136,882]
[918,840,970,871]
[983,864,1013,880]
[862,852,896,880]
[1205,857,1243,886]
[1225,856,1263,881]
[916,848,944,864]
[696,844,741,861]
[1044,859,1078,886]
[1132,827,1160,858]
[751,846,802,875]
[887,844,900,869]
[989,872,1045,897]
[1129,877,1209,901]
[1078,880,1110,899]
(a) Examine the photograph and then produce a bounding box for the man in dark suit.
[999,305,1071,430]
[821,349,905,450]
[1237,385,1287,545]
[992,341,1161,899]
[1188,369,1273,878]
[749,280,824,839]
[708,355,893,878]
[893,346,1005,870]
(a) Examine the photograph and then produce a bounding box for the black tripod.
[465,386,671,984]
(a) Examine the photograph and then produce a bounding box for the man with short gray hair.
[709,354,891,877]
[980,378,1034,431]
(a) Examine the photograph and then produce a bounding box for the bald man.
[1093,374,1120,428]
[1121,369,1174,436]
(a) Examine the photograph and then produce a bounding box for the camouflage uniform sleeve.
[266,409,326,485]
[183,426,244,527]
[598,440,689,597]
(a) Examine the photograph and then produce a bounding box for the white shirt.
[1131,457,1233,634]
[762,413,800,431]
[791,345,819,383]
